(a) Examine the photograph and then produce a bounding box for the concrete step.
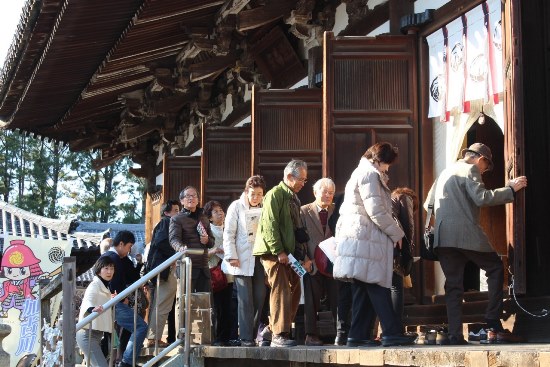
[193,343,550,367]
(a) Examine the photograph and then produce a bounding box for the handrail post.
[62,257,76,366]
[133,288,138,366]
[184,257,192,367]
[155,272,160,355]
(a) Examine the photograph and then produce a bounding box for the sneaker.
[260,325,272,341]
[271,333,297,347]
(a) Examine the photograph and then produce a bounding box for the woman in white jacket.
[77,256,115,367]
[222,175,266,346]
[333,142,414,348]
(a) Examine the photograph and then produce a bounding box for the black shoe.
[334,334,348,346]
[212,340,230,346]
[448,335,469,345]
[381,334,416,347]
[228,339,241,346]
[259,339,271,347]
[346,338,380,347]
[240,339,256,347]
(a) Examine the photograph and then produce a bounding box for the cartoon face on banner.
[0,236,70,367]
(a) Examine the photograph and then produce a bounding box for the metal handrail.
[77,249,200,367]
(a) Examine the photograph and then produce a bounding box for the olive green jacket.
[252,181,296,256]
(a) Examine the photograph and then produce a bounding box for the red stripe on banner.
[442,25,450,122]
[461,14,470,113]
[484,2,500,104]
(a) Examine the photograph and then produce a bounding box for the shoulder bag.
[421,200,438,261]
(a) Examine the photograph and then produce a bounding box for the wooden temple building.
[0,0,549,343]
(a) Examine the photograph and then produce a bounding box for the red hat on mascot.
[1,240,42,273]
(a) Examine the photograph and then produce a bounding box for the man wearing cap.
[424,143,527,345]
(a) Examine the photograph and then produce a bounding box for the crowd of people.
[76,141,528,366]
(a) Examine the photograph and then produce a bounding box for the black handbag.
[421,204,438,261]
[394,235,414,276]
[294,227,310,244]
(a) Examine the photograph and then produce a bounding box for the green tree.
[0,130,145,223]
[18,139,70,217]
[62,151,144,223]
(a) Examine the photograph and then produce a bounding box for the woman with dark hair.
[333,142,415,347]
[222,175,267,347]
[77,256,116,367]
[391,187,418,332]
[204,200,233,346]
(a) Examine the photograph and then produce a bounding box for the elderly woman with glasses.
[333,142,415,348]
[169,186,214,292]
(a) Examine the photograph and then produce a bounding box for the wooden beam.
[419,0,486,37]
[189,53,239,82]
[237,0,295,31]
[339,1,390,36]
[389,0,414,35]
[69,137,107,151]
[221,100,251,127]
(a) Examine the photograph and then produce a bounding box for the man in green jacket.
[253,159,311,347]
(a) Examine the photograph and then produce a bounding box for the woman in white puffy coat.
[333,142,414,348]
[222,175,266,346]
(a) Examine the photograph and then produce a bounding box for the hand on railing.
[92,305,104,313]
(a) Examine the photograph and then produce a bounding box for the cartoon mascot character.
[0,240,49,320]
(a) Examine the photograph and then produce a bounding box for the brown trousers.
[261,255,301,335]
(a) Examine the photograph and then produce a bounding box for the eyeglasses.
[184,194,198,199]
[294,176,307,184]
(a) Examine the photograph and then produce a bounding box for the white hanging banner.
[487,0,503,101]
[464,5,488,103]
[446,16,467,113]
[427,29,445,118]
[426,1,504,119]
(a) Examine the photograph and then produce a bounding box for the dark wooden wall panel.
[202,126,251,210]
[163,155,201,205]
[252,88,322,204]
[324,33,419,197]
[323,32,420,302]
